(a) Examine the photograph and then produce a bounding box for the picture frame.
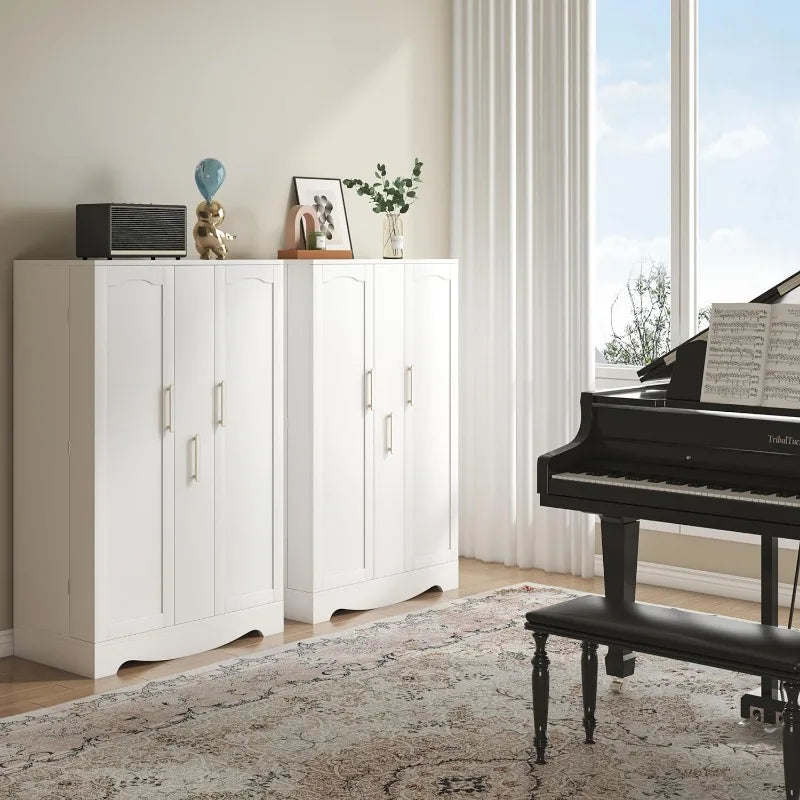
[293,176,353,254]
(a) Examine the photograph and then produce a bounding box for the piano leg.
[740,535,784,724]
[600,516,639,679]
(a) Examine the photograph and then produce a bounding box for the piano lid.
[636,268,800,383]
[594,383,800,419]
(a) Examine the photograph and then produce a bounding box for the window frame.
[671,0,697,351]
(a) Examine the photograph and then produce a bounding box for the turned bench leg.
[581,641,599,744]
[785,682,800,800]
[532,631,550,764]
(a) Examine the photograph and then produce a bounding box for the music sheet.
[763,304,800,408]
[700,303,769,405]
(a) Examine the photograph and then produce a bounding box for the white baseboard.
[593,554,797,609]
[0,629,13,658]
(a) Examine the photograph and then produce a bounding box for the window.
[697,0,800,322]
[598,0,800,375]
[595,1,671,369]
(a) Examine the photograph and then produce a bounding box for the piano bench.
[524,595,800,800]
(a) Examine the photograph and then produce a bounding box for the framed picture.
[293,176,353,253]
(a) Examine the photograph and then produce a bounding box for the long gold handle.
[386,413,394,454]
[406,366,413,406]
[366,369,373,411]
[218,381,226,426]
[165,385,173,432]
[192,434,200,482]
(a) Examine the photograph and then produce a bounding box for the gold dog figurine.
[193,200,236,259]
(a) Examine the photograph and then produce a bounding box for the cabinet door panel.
[317,264,374,590]
[215,263,282,613]
[174,267,216,625]
[373,264,406,578]
[408,263,457,569]
[102,266,174,639]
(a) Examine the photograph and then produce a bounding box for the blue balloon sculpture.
[194,158,226,203]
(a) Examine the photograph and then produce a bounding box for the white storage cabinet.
[286,259,458,623]
[13,259,284,677]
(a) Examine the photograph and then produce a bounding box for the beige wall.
[595,529,798,585]
[1,0,452,630]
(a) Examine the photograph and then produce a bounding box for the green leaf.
[405,178,412,186]
[407,191,416,197]
[400,204,409,213]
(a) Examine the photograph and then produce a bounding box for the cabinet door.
[316,263,374,590]
[214,263,283,613]
[174,266,216,625]
[406,262,458,569]
[99,265,174,640]
[373,264,406,578]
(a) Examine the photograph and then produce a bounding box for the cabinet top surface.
[14,259,283,267]
[290,259,457,264]
[14,258,456,267]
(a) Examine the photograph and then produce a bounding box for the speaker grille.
[110,205,186,253]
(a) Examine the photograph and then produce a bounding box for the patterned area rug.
[0,585,786,799]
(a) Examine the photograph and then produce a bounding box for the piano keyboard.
[554,471,800,508]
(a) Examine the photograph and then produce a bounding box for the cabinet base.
[285,562,459,624]
[14,602,284,679]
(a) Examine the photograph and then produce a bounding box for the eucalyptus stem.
[343,158,424,215]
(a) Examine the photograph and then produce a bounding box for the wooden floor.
[0,557,786,719]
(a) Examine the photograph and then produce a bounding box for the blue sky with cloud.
[596,0,800,354]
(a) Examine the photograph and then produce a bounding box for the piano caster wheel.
[762,711,784,735]
[610,678,624,694]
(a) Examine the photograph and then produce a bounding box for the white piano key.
[553,471,797,509]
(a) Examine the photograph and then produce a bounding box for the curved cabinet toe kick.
[285,562,459,625]
[14,604,284,679]
[285,260,459,623]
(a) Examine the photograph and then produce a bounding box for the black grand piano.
[530,270,800,798]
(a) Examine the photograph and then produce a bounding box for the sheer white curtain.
[452,0,594,575]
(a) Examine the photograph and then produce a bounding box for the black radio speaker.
[76,203,187,258]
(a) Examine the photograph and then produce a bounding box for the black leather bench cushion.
[525,595,800,680]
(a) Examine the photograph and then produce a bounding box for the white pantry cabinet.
[13,259,284,678]
[286,259,458,624]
